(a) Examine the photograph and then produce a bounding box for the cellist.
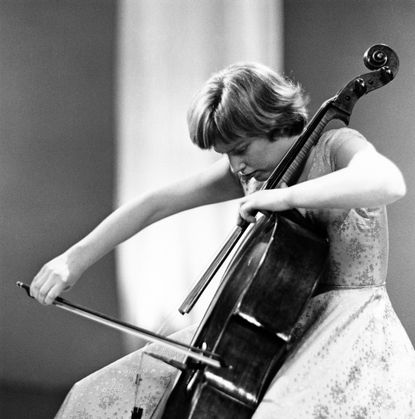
[30,62,415,418]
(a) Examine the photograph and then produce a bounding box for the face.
[213,135,296,182]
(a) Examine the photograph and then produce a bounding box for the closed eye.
[230,145,248,156]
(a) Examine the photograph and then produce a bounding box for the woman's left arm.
[239,135,406,223]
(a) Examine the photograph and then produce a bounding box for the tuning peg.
[354,78,367,96]
[380,66,393,83]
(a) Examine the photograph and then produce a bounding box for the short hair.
[187,62,308,149]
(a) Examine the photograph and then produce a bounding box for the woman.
[31,63,415,418]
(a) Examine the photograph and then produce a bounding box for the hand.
[239,187,291,223]
[30,253,82,305]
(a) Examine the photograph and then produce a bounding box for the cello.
[18,44,399,419]
[162,43,399,418]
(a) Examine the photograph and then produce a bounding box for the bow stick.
[16,281,223,369]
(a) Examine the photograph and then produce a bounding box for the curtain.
[116,0,283,352]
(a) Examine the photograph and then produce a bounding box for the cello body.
[162,211,328,418]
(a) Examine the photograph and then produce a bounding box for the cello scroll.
[332,44,399,120]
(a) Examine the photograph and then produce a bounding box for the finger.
[44,283,63,305]
[236,213,248,227]
[239,203,257,224]
[37,278,58,305]
[30,267,47,298]
[30,278,44,300]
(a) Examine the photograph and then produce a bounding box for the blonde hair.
[187,62,308,149]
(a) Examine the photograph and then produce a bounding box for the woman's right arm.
[30,157,243,305]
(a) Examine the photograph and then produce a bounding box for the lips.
[246,171,270,182]
[240,171,257,181]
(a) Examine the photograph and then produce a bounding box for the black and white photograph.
[1,1,415,418]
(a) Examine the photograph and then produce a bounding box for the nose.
[228,155,246,174]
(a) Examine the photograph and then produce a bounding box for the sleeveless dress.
[55,128,415,418]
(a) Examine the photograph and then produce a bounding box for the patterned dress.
[55,128,415,418]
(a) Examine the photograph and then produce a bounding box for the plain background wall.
[1,1,414,418]
[0,1,122,417]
